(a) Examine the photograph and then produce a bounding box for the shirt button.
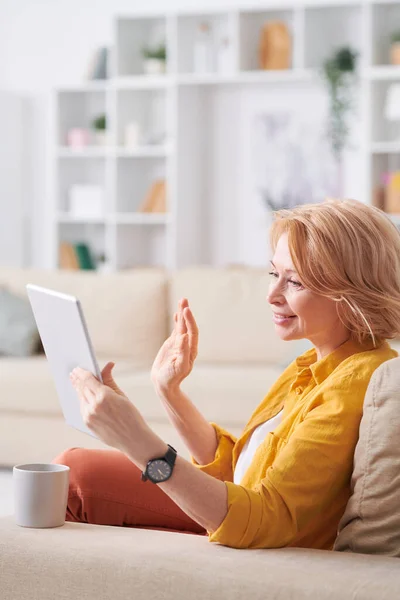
[295,387,303,395]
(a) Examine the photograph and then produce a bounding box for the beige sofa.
[1,266,400,600]
[0,265,310,466]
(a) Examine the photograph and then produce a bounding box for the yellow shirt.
[192,338,398,550]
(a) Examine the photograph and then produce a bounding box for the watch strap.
[164,444,177,468]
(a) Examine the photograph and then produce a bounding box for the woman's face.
[267,233,349,357]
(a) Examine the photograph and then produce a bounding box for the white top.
[233,409,284,485]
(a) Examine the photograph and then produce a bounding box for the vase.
[93,131,107,146]
[193,22,215,73]
[67,128,89,148]
[143,59,166,75]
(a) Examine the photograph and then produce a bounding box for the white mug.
[13,463,70,528]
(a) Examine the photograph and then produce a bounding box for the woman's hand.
[151,298,199,396]
[69,364,150,456]
[100,361,125,396]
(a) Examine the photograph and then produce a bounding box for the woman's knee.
[52,447,118,495]
[51,447,82,469]
[51,447,90,492]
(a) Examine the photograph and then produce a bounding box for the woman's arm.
[152,298,236,472]
[129,428,229,534]
[158,385,219,466]
[71,365,230,535]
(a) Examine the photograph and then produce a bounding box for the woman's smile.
[273,313,297,325]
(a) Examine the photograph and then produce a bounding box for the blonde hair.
[269,198,400,347]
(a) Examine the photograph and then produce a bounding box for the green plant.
[321,47,359,162]
[92,114,106,131]
[141,44,167,61]
[390,31,400,45]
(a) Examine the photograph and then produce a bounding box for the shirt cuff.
[190,422,236,481]
[207,481,263,549]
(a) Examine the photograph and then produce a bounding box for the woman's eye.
[269,271,303,289]
[289,279,302,288]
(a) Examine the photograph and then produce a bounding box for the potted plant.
[91,114,107,146]
[390,31,400,66]
[321,47,359,197]
[141,43,167,75]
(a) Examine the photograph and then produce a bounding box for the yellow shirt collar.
[295,337,388,385]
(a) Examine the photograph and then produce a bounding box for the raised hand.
[151,297,199,396]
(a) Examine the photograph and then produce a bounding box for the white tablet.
[26,283,103,440]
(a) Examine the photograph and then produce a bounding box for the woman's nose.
[267,282,284,305]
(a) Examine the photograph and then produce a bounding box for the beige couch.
[0,265,310,466]
[1,266,400,600]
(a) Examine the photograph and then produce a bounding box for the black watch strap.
[164,444,177,467]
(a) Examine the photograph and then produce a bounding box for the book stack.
[59,242,97,270]
[137,179,167,213]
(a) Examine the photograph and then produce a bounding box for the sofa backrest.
[0,265,310,368]
[0,267,169,367]
[333,356,400,557]
[169,267,309,365]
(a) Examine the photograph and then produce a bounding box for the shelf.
[176,12,234,75]
[57,71,314,90]
[371,2,400,68]
[57,147,110,158]
[50,6,396,271]
[113,76,172,89]
[304,4,362,70]
[176,69,314,85]
[239,8,295,72]
[116,16,167,77]
[57,145,171,158]
[367,66,400,80]
[57,213,106,224]
[57,212,171,225]
[111,213,171,225]
[56,82,109,93]
[116,145,171,157]
[370,142,400,154]
[116,87,167,148]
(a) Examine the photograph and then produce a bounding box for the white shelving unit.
[49,1,400,272]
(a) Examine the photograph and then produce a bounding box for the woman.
[52,198,400,550]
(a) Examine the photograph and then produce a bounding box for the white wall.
[0,92,31,266]
[0,0,364,267]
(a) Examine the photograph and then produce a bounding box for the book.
[151,180,166,213]
[137,179,166,213]
[59,242,80,270]
[74,243,96,270]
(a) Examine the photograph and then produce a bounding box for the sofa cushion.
[1,516,400,600]
[0,286,40,356]
[0,355,283,430]
[0,267,168,366]
[334,357,400,557]
[169,267,305,365]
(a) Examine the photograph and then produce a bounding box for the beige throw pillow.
[333,356,400,557]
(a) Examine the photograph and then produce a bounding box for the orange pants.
[51,447,207,536]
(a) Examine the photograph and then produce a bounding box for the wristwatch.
[141,444,177,484]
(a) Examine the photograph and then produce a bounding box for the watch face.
[147,459,172,482]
